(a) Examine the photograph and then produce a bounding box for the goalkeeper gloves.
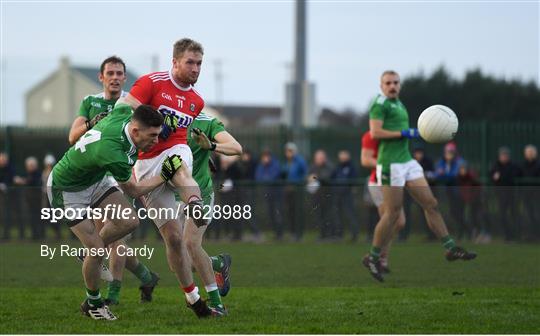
[161,154,183,181]
[85,112,109,130]
[401,128,420,139]
[159,110,180,140]
[191,127,217,150]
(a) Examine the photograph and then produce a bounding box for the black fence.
[1,121,539,182]
[1,184,539,243]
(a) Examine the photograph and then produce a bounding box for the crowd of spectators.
[1,142,539,243]
[0,153,59,240]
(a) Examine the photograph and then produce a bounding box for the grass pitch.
[1,238,539,333]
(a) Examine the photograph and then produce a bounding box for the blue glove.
[158,110,179,140]
[401,128,420,139]
[159,124,173,140]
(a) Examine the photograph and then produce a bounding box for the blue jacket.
[255,157,282,182]
[435,157,465,185]
[284,155,307,183]
[332,161,358,181]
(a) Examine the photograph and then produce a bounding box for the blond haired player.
[119,38,225,317]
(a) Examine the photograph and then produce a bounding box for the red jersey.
[129,71,205,159]
[361,131,379,183]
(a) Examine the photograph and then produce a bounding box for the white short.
[134,144,193,228]
[177,192,215,226]
[367,182,383,207]
[376,160,424,187]
[47,174,119,226]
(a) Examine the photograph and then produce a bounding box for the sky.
[1,0,539,125]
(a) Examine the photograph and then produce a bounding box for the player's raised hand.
[161,154,183,181]
[163,112,179,130]
[159,110,179,140]
[86,112,109,130]
[190,127,214,150]
[401,128,420,139]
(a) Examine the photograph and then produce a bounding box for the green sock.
[370,246,382,262]
[86,288,103,307]
[133,262,152,285]
[210,256,224,272]
[107,280,122,303]
[207,289,223,308]
[442,236,456,251]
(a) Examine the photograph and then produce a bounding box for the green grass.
[1,238,539,333]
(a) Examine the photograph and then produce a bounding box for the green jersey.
[369,94,412,165]
[187,113,226,203]
[77,91,127,120]
[53,104,137,191]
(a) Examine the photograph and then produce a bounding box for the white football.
[417,105,459,143]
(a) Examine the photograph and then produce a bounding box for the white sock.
[185,286,200,305]
[205,283,218,293]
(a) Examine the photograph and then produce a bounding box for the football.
[417,104,459,143]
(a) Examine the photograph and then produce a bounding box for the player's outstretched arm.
[68,116,89,145]
[115,93,142,110]
[213,131,243,156]
[118,175,165,199]
[369,119,402,140]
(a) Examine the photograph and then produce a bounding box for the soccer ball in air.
[417,105,459,143]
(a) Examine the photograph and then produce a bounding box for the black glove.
[86,112,108,130]
[191,127,216,150]
[161,154,183,181]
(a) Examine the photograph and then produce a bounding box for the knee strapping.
[183,198,209,227]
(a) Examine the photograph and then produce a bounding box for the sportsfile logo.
[158,105,193,128]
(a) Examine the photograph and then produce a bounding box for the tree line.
[400,66,540,122]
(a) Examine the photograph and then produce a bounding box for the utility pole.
[151,54,159,72]
[283,0,316,138]
[293,0,307,130]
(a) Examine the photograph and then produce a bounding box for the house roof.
[73,66,138,90]
[25,62,140,98]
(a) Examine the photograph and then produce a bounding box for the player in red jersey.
[360,130,406,274]
[120,39,226,317]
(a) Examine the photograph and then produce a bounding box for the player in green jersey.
[48,104,183,320]
[68,56,160,306]
[182,113,242,310]
[363,70,476,282]
[69,56,128,145]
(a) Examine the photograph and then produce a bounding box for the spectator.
[435,142,466,239]
[490,146,521,241]
[457,162,490,242]
[401,146,436,241]
[0,152,16,240]
[435,142,465,183]
[214,154,241,240]
[283,142,307,241]
[14,156,43,240]
[255,149,284,241]
[307,149,335,241]
[520,144,540,240]
[236,149,262,242]
[42,154,61,240]
[414,146,436,184]
[332,150,359,241]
